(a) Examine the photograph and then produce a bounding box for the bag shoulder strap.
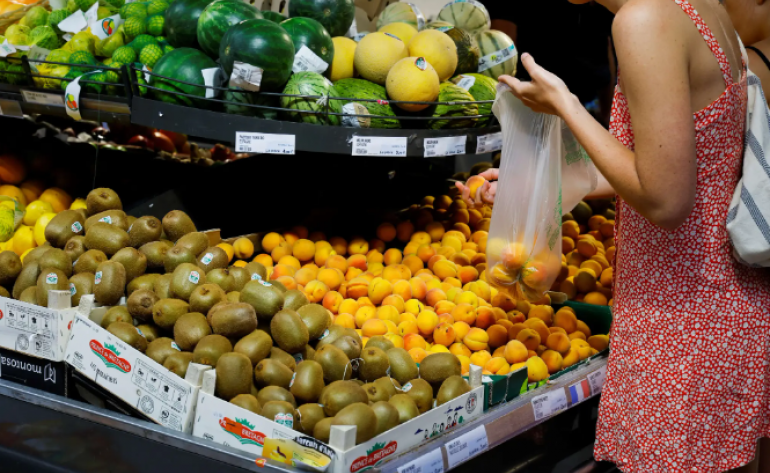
[746,46,770,73]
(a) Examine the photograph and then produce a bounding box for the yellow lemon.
[330,37,358,82]
[407,29,458,81]
[0,185,27,207]
[378,22,418,44]
[70,198,87,210]
[217,243,234,262]
[233,237,255,260]
[23,200,54,226]
[386,57,440,112]
[34,212,56,246]
[20,247,34,262]
[12,226,36,256]
[38,188,72,213]
[354,32,408,85]
[232,260,247,268]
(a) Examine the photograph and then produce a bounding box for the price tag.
[531,390,568,421]
[28,46,51,62]
[229,61,263,92]
[475,131,502,154]
[292,45,329,74]
[478,44,517,74]
[445,425,488,469]
[58,10,88,34]
[588,365,607,395]
[21,90,65,107]
[455,75,476,91]
[235,132,295,155]
[352,136,407,157]
[84,2,99,29]
[202,67,222,99]
[397,448,443,473]
[0,40,16,58]
[424,136,467,157]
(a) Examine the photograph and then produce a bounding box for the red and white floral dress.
[593,1,770,471]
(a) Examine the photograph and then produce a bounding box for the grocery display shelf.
[0,83,132,124]
[0,357,607,473]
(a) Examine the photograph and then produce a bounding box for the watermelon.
[163,0,212,48]
[428,82,478,129]
[376,3,425,31]
[450,73,495,127]
[224,89,279,120]
[197,0,262,58]
[280,71,339,125]
[441,27,478,75]
[150,47,217,107]
[475,29,517,79]
[332,78,400,129]
[219,19,294,92]
[280,17,334,71]
[436,0,490,35]
[262,11,286,23]
[288,0,354,37]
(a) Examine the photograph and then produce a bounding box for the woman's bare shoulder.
[613,0,686,51]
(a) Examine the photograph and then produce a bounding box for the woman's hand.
[498,54,578,117]
[455,168,498,207]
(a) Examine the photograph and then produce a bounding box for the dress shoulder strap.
[671,0,734,87]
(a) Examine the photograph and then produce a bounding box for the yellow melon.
[407,29,458,82]
[354,32,408,85]
[386,57,440,112]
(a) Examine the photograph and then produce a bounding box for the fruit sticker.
[477,44,517,74]
[201,253,214,265]
[414,57,427,71]
[136,327,144,337]
[274,413,293,429]
[98,216,112,224]
[189,271,200,284]
[171,342,181,351]
[71,221,83,233]
[70,283,76,295]
[65,92,78,112]
[45,272,58,284]
[401,382,413,392]
[251,273,263,281]
[94,271,102,285]
[93,14,123,40]
[383,32,402,41]
[290,372,296,387]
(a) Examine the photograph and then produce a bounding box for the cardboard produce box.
[0,345,73,396]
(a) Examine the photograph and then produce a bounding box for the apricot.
[346,277,369,299]
[368,239,385,254]
[576,239,597,258]
[315,246,335,267]
[344,255,364,272]
[521,261,549,290]
[516,328,541,351]
[426,278,442,292]
[486,324,508,349]
[337,299,359,317]
[376,223,397,242]
[291,239,315,262]
[463,327,490,351]
[410,232,431,247]
[588,334,609,352]
[366,250,384,265]
[569,331,586,341]
[527,305,554,325]
[293,267,317,287]
[525,356,549,382]
[360,319,387,338]
[367,263,384,277]
[315,267,343,291]
[469,350,492,368]
[271,264,296,280]
[404,299,426,316]
[466,175,486,198]
[523,318,550,344]
[354,306,376,328]
[427,254,446,271]
[446,287,462,303]
[437,246,456,260]
[506,310,525,324]
[437,313,455,326]
[503,340,528,364]
[325,237,344,256]
[450,342,472,358]
[433,323,456,347]
[322,291,343,314]
[545,332,571,355]
[576,320,592,337]
[396,221,414,242]
[399,255,423,276]
[377,249,400,266]
[404,333,428,351]
[484,357,510,375]
[424,288,446,307]
[416,311,439,336]
[423,221,443,243]
[408,347,427,364]
[398,319,419,336]
[453,209,470,225]
[345,238,368,256]
[367,277,393,305]
[385,333,405,349]
[325,254,348,273]
[417,270,435,282]
[541,350,563,374]
[456,265,479,285]
[468,306,489,330]
[580,260,603,277]
[383,264,412,282]
[447,304,473,326]
[408,277,427,301]
[553,310,578,333]
[334,313,356,329]
[562,347,580,367]
[434,300,456,316]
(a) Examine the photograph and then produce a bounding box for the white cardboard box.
[64,314,200,433]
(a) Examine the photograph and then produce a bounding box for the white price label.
[588,365,607,395]
[229,61,263,92]
[341,102,370,128]
[235,132,296,155]
[476,131,502,154]
[455,75,476,91]
[398,448,443,473]
[478,44,517,74]
[202,67,222,99]
[407,3,426,30]
[445,426,488,468]
[424,136,467,157]
[345,19,358,39]
[58,10,88,34]
[0,40,16,58]
[531,389,568,421]
[21,90,65,107]
[292,45,329,74]
[352,136,407,156]
[84,2,99,29]
[28,46,51,62]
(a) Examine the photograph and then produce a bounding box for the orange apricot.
[325,254,348,273]
[409,347,428,364]
[484,357,510,375]
[376,305,401,324]
[474,306,495,329]
[262,232,285,254]
[402,255,424,276]
[293,239,316,261]
[346,277,369,299]
[362,319,388,338]
[463,327,489,351]
[503,340,528,364]
[409,277,427,300]
[516,328,541,351]
[383,264,412,282]
[398,319,419,337]
[469,350,492,368]
[317,267,343,291]
[425,288,447,307]
[404,333,428,351]
[425,221,445,242]
[275,276,297,290]
[453,321,471,342]
[541,350,563,374]
[377,223,397,242]
[366,250,384,265]
[576,320,592,337]
[396,221,415,242]
[487,324,508,349]
[416,310,439,336]
[347,254,368,271]
[553,310,578,333]
[294,267,318,287]
[404,299,426,316]
[322,291,344,314]
[545,332,571,355]
[450,343,472,358]
[368,277,393,305]
[523,318,550,343]
[334,313,356,329]
[354,306,377,328]
[433,323,456,347]
[451,304,477,325]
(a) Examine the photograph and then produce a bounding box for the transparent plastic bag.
[561,126,598,212]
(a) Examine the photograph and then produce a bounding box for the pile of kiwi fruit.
[0,187,473,446]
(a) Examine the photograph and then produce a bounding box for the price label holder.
[476,131,502,154]
[588,365,607,395]
[235,132,295,155]
[424,136,467,157]
[21,90,65,107]
[397,448,444,473]
[531,389,568,422]
[444,425,488,469]
[352,136,407,157]
[0,99,23,118]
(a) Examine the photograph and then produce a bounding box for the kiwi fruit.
[0,287,10,298]
[257,386,296,407]
[193,334,233,366]
[127,288,159,322]
[283,290,309,311]
[332,335,361,360]
[227,267,250,292]
[297,403,326,436]
[387,348,419,385]
[136,324,161,342]
[269,280,287,293]
[21,244,51,267]
[162,211,196,242]
[107,321,148,352]
[174,232,208,256]
[315,325,346,350]
[363,382,389,404]
[85,210,129,232]
[226,291,240,303]
[110,247,147,283]
[315,345,352,382]
[270,347,297,371]
[206,268,237,292]
[189,283,226,315]
[146,337,180,365]
[44,210,85,248]
[128,216,162,248]
[63,237,87,265]
[297,304,331,340]
[86,188,122,215]
[35,268,68,307]
[234,330,273,366]
[0,251,22,286]
[210,302,258,339]
[174,312,212,351]
[197,247,228,273]
[73,208,88,222]
[291,360,325,404]
[388,394,419,424]
[13,262,41,299]
[170,263,206,301]
[19,286,38,304]
[418,352,462,389]
[436,375,471,406]
[371,401,400,435]
[139,241,173,271]
[254,358,293,389]
[374,376,399,399]
[331,403,377,444]
[366,336,395,353]
[164,246,196,274]
[101,306,132,328]
[152,298,189,329]
[85,222,129,257]
[244,261,267,281]
[296,344,316,363]
[260,401,297,426]
[230,394,261,414]
[313,417,333,442]
[321,380,368,417]
[74,249,107,274]
[215,352,253,400]
[93,261,126,306]
[271,309,309,354]
[153,273,173,299]
[403,378,433,414]
[164,351,194,378]
[359,346,390,382]
[240,281,284,321]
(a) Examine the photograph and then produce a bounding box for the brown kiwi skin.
[128,216,163,248]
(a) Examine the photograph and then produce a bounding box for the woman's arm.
[501,2,698,230]
[585,172,615,200]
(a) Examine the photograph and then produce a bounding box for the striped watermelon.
[376,3,425,31]
[428,82,478,129]
[451,72,496,127]
[333,78,400,128]
[288,0,355,37]
[197,0,263,58]
[281,71,340,125]
[436,0,490,35]
[262,11,286,23]
[225,89,280,120]
[150,47,218,108]
[280,17,335,70]
[475,29,517,79]
[163,0,211,48]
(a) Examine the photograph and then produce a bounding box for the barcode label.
[0,40,16,57]
[588,365,607,395]
[292,45,329,74]
[229,61,263,92]
[445,425,488,468]
[478,44,517,73]
[235,132,295,154]
[424,135,467,157]
[476,131,502,154]
[531,390,568,421]
[352,136,407,156]
[21,90,65,107]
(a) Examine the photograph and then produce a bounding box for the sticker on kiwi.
[98,216,112,224]
[128,224,133,233]
[318,329,330,340]
[94,271,102,285]
[415,57,427,71]
[402,382,413,392]
[189,271,200,284]
[290,372,297,387]
[293,353,304,363]
[258,279,272,287]
[69,283,76,295]
[71,221,83,233]
[201,253,214,265]
[251,273,263,281]
[136,327,144,338]
[171,342,181,351]
[384,32,402,41]
[45,272,58,285]
[275,413,293,428]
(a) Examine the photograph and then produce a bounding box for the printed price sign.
[445,425,488,469]
[235,132,295,155]
[588,365,607,395]
[352,136,407,157]
[292,45,329,74]
[424,136,467,157]
[476,131,502,154]
[397,448,444,473]
[21,90,65,107]
[531,390,568,421]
